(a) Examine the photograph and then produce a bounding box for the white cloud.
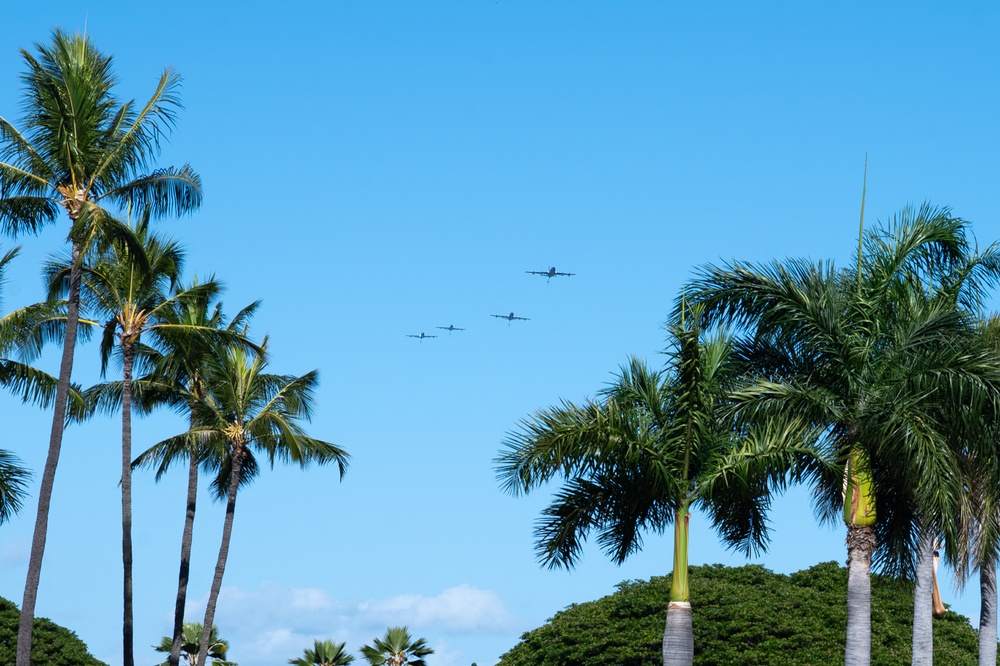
[183,582,514,666]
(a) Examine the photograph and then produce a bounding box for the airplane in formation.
[437,324,465,333]
[406,332,437,340]
[492,312,530,324]
[526,266,575,282]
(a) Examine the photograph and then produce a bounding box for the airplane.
[437,324,466,333]
[492,312,530,324]
[526,266,575,282]
[406,332,437,340]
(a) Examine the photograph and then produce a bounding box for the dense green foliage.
[0,596,107,665]
[499,562,985,666]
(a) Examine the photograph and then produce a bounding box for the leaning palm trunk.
[981,559,997,666]
[663,503,693,666]
[121,341,136,666]
[911,527,935,666]
[168,423,200,666]
[17,245,82,666]
[197,445,244,666]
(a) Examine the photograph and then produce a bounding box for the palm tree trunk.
[16,243,82,666]
[121,341,136,666]
[168,422,200,666]
[981,558,997,666]
[845,525,875,666]
[911,526,935,666]
[197,446,244,666]
[663,502,693,666]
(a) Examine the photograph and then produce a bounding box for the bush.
[499,562,984,666]
[0,596,108,666]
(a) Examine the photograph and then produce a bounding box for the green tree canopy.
[499,562,986,666]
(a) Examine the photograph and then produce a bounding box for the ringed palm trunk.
[844,447,876,666]
[121,338,137,666]
[981,558,997,666]
[911,526,935,666]
[169,407,201,666]
[17,242,83,666]
[197,443,245,666]
[663,501,693,666]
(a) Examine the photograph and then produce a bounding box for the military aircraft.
[406,332,437,340]
[492,312,530,324]
[437,324,465,333]
[526,266,575,282]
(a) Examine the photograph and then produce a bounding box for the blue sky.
[1,3,999,665]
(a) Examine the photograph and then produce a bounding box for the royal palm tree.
[360,627,432,666]
[497,307,822,666]
[144,340,348,664]
[684,205,1000,666]
[0,30,201,665]
[153,622,232,666]
[126,286,258,666]
[289,639,355,666]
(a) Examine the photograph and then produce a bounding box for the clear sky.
[1,3,999,666]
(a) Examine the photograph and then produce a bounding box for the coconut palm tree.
[0,30,201,665]
[153,622,233,666]
[289,639,355,666]
[497,307,822,666]
[125,287,258,666]
[47,215,221,666]
[360,627,432,666]
[684,205,1000,666]
[144,340,348,664]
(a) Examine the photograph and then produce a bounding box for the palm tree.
[153,622,232,666]
[496,308,821,666]
[684,205,1000,666]
[127,286,258,666]
[0,30,201,665]
[289,639,355,666]
[360,627,433,666]
[144,340,348,664]
[48,215,220,666]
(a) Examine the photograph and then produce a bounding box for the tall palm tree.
[127,287,258,666]
[360,627,433,666]
[289,639,355,666]
[48,215,220,666]
[144,340,348,664]
[684,205,1000,666]
[0,30,201,665]
[496,308,821,666]
[153,622,232,666]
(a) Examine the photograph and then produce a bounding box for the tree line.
[496,185,1000,665]
[0,30,350,666]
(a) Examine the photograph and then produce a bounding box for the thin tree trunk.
[121,341,135,666]
[16,244,82,666]
[981,559,998,666]
[197,446,244,666]
[663,502,693,666]
[169,413,200,666]
[845,525,875,666]
[911,526,935,666]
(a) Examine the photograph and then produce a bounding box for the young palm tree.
[0,30,201,665]
[289,639,355,666]
[153,622,232,666]
[126,287,258,666]
[684,205,1000,666]
[360,627,433,666]
[145,340,348,664]
[497,308,822,666]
